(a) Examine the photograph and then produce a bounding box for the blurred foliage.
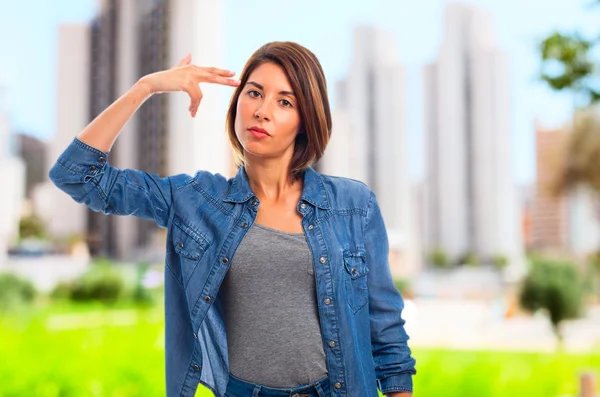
[456,251,480,267]
[587,250,600,298]
[51,262,125,305]
[50,260,162,308]
[427,248,451,269]
[0,272,36,312]
[539,32,599,105]
[393,278,411,296]
[538,7,600,256]
[491,254,509,270]
[18,213,47,240]
[550,110,600,195]
[519,258,585,346]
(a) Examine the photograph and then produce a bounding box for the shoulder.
[317,172,374,209]
[187,169,231,194]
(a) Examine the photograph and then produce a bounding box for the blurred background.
[0,0,599,396]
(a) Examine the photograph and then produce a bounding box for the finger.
[206,75,241,87]
[176,53,192,67]
[185,82,203,116]
[197,66,236,77]
[192,89,203,118]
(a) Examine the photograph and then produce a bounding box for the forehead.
[247,62,292,89]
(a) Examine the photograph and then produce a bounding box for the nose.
[253,103,270,121]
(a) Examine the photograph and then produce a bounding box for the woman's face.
[234,62,301,162]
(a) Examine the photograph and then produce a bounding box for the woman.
[49,41,416,397]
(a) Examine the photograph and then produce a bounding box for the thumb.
[176,53,192,67]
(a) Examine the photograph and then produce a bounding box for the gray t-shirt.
[220,222,328,387]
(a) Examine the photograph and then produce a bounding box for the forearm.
[77,79,153,152]
[386,392,412,397]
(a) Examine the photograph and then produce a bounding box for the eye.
[280,99,293,108]
[247,89,261,98]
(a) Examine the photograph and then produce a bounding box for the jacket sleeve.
[364,190,417,394]
[48,137,179,229]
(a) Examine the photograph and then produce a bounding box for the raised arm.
[48,54,240,227]
[77,53,239,152]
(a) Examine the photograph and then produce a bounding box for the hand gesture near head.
[140,53,240,117]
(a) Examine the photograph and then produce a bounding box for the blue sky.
[1,0,598,184]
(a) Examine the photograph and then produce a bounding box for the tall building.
[45,0,227,261]
[0,86,26,265]
[423,3,523,269]
[530,123,569,251]
[319,26,421,277]
[530,121,600,256]
[16,133,47,199]
[33,24,90,248]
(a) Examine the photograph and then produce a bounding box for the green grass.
[0,304,598,397]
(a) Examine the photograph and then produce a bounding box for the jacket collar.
[223,165,330,209]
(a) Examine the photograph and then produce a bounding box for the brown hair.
[226,41,332,181]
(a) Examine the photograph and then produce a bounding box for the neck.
[244,157,302,204]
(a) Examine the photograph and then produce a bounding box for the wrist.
[133,77,155,100]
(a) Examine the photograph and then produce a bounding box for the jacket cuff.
[56,137,110,175]
[377,373,413,394]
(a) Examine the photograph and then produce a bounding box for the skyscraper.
[0,86,25,265]
[46,0,227,261]
[423,3,523,268]
[319,26,421,277]
[34,24,90,247]
[531,123,569,251]
[531,121,600,256]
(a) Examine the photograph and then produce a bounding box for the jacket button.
[193,364,200,371]
[98,157,105,163]
[252,200,258,206]
[222,257,229,264]
[307,225,314,230]
[193,332,197,339]
[324,298,331,304]
[328,340,335,347]
[204,296,211,302]
[241,222,248,228]
[300,203,306,209]
[177,242,184,249]
[90,165,96,171]
[334,382,342,389]
[319,257,326,264]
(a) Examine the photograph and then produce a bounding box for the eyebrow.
[247,81,295,96]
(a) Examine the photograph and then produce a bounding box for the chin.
[241,143,270,159]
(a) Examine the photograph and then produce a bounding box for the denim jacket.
[49,137,416,397]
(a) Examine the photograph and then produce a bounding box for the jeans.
[225,373,331,397]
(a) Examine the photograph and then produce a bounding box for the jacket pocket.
[171,218,210,287]
[343,249,369,314]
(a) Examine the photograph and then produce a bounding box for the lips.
[248,126,270,138]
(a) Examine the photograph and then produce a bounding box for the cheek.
[237,96,254,118]
[282,111,301,137]
[234,99,249,134]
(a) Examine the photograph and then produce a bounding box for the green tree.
[459,251,479,267]
[18,214,47,240]
[427,248,450,269]
[492,254,509,271]
[539,32,599,107]
[538,4,600,257]
[0,273,36,311]
[519,258,585,348]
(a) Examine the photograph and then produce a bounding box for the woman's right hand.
[138,53,240,118]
